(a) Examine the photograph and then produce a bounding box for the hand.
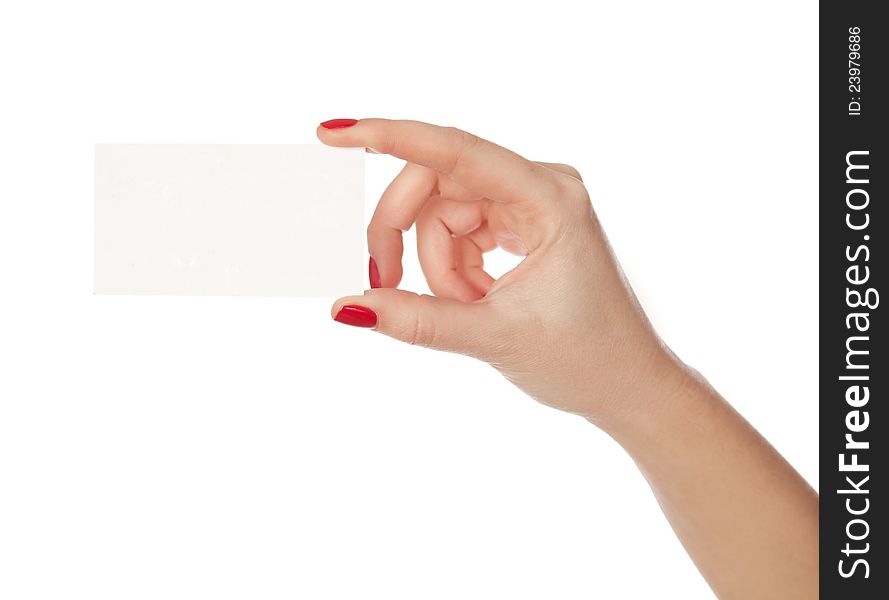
[318,118,685,428]
[318,118,818,600]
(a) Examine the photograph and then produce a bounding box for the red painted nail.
[334,305,377,328]
[320,118,358,129]
[368,256,381,289]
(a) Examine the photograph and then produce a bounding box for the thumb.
[331,288,496,357]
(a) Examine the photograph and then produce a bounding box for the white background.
[0,1,817,598]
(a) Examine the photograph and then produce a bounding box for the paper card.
[95,144,364,296]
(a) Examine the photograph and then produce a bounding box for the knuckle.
[405,296,438,348]
[366,219,384,238]
[559,163,583,181]
[442,126,478,147]
[441,127,482,174]
[376,131,399,157]
[557,173,591,209]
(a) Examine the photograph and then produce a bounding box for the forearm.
[598,366,819,600]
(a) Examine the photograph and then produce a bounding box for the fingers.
[416,196,490,302]
[318,119,556,205]
[367,162,437,288]
[457,232,496,297]
[331,288,497,357]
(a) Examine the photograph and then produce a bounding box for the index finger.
[316,118,556,204]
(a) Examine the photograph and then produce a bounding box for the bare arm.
[604,366,818,599]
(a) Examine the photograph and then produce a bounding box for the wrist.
[585,350,712,448]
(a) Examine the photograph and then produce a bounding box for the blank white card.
[95,145,364,296]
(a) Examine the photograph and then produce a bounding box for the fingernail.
[334,305,377,328]
[320,118,358,129]
[365,147,382,154]
[368,256,381,289]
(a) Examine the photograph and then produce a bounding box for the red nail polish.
[334,305,377,328]
[368,256,381,289]
[320,118,358,129]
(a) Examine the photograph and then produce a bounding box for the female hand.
[318,118,684,430]
[318,118,818,600]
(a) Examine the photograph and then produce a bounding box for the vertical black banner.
[821,2,887,597]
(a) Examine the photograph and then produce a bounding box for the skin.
[318,119,818,599]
